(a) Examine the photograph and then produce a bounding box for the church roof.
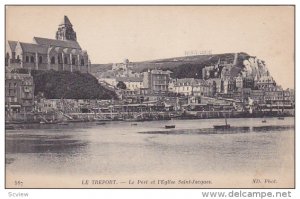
[33,37,81,49]
[19,42,48,54]
[60,15,73,26]
[7,40,18,51]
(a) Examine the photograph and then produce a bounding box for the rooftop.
[33,37,81,49]
[19,42,48,54]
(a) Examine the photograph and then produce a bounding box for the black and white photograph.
[4,5,295,188]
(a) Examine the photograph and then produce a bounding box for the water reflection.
[138,125,294,135]
[6,131,89,154]
[5,117,295,187]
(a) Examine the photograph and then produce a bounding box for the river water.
[5,117,294,188]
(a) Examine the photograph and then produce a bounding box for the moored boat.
[213,124,231,129]
[214,117,230,129]
[165,125,175,129]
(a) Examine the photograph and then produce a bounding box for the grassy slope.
[31,70,117,99]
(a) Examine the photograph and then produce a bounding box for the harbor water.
[5,117,294,188]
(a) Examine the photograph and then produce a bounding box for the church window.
[51,56,55,64]
[64,56,68,64]
[72,57,75,65]
[39,56,43,64]
[30,56,34,63]
[26,56,29,63]
[81,59,84,66]
[58,56,62,64]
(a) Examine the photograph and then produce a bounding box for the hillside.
[31,70,117,99]
[132,52,250,78]
[90,63,113,73]
[91,52,250,79]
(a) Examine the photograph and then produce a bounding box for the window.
[26,56,29,63]
[51,56,55,64]
[72,57,75,65]
[64,56,68,64]
[39,56,42,64]
[58,56,62,64]
[30,56,34,63]
[81,59,84,66]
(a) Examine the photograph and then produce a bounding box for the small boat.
[96,122,106,125]
[213,124,231,129]
[131,123,138,126]
[278,117,284,120]
[40,121,46,124]
[214,117,230,129]
[262,119,267,123]
[165,125,175,129]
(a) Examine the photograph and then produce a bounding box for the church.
[5,16,91,73]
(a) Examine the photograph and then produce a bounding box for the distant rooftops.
[149,69,173,75]
[116,76,143,82]
[174,78,209,86]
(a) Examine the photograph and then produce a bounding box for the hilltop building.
[5,16,91,73]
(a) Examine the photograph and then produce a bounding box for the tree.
[116,81,127,89]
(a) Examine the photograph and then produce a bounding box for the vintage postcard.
[5,5,294,188]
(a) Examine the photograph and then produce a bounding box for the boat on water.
[165,125,175,129]
[214,117,230,129]
[131,123,138,126]
[262,119,267,123]
[278,117,285,120]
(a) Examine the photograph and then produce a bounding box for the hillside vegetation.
[91,52,250,79]
[31,70,117,99]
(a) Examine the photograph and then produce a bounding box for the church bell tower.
[56,16,77,41]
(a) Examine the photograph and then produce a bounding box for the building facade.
[143,70,172,94]
[171,78,213,97]
[5,69,34,113]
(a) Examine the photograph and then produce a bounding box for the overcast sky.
[6,6,294,89]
